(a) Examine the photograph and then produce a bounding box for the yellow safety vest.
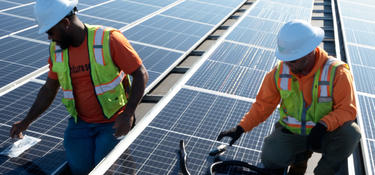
[275,58,345,135]
[49,24,131,122]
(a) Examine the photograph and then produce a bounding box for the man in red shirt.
[9,0,148,174]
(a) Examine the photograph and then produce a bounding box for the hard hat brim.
[275,26,324,61]
[37,0,78,34]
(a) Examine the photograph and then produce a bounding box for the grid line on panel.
[358,95,375,140]
[0,2,33,13]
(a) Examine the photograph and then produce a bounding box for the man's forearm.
[123,65,148,116]
[23,79,59,125]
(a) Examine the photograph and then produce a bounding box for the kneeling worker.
[217,20,361,174]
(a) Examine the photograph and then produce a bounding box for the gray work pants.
[261,121,361,175]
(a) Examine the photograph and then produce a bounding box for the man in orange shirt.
[217,20,361,174]
[9,0,148,174]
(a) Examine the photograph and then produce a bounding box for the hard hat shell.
[275,19,324,61]
[34,0,78,34]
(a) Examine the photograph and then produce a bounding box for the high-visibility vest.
[49,24,131,122]
[275,57,346,135]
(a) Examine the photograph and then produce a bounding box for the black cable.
[210,160,270,175]
[179,140,191,175]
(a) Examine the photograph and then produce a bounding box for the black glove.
[217,125,244,146]
[308,122,327,150]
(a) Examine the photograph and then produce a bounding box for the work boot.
[288,151,312,175]
[288,160,308,175]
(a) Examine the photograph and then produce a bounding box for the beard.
[58,30,74,50]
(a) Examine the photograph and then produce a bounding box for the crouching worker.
[217,20,361,174]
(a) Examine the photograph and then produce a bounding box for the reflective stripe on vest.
[95,71,125,95]
[277,61,335,103]
[278,63,292,90]
[93,27,106,66]
[50,24,129,121]
[282,116,316,129]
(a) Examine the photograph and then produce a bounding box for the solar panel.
[0,37,48,88]
[124,15,213,51]
[338,0,375,174]
[95,0,315,174]
[0,13,35,37]
[0,82,69,175]
[106,89,279,174]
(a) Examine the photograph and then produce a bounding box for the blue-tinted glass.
[357,95,375,139]
[0,14,35,35]
[351,65,375,95]
[347,45,375,67]
[0,1,18,10]
[131,43,182,86]
[162,1,233,25]
[124,15,211,51]
[339,1,375,21]
[195,0,245,8]
[227,27,278,48]
[108,89,279,174]
[3,4,34,19]
[78,14,128,29]
[237,16,283,33]
[81,1,159,23]
[132,0,178,7]
[14,27,48,42]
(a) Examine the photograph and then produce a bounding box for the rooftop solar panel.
[80,1,160,23]
[338,0,375,174]
[124,15,213,51]
[0,1,18,11]
[94,0,315,174]
[0,82,69,174]
[161,1,234,25]
[106,88,279,174]
[0,13,35,37]
[2,3,35,19]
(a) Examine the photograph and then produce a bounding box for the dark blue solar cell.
[4,4,35,19]
[0,14,36,35]
[131,0,178,7]
[187,60,267,99]
[347,45,375,67]
[357,95,375,140]
[78,15,128,29]
[237,16,283,33]
[0,1,17,10]
[81,1,159,23]
[227,27,277,49]
[0,60,37,88]
[366,140,375,172]
[196,0,245,8]
[344,29,375,47]
[209,41,277,70]
[14,27,48,42]
[162,0,233,25]
[131,43,182,86]
[125,15,211,51]
[351,65,375,95]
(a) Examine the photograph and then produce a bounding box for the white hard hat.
[34,0,78,34]
[275,19,324,61]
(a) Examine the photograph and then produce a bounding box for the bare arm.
[10,77,60,138]
[113,65,148,137]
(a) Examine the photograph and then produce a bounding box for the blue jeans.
[64,118,119,175]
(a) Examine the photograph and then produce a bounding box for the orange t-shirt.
[48,30,142,123]
[239,47,356,132]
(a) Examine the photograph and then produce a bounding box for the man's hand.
[217,125,245,146]
[308,122,328,150]
[113,113,135,138]
[10,120,29,139]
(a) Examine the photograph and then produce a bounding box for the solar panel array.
[337,0,375,174]
[0,0,249,174]
[96,0,316,174]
